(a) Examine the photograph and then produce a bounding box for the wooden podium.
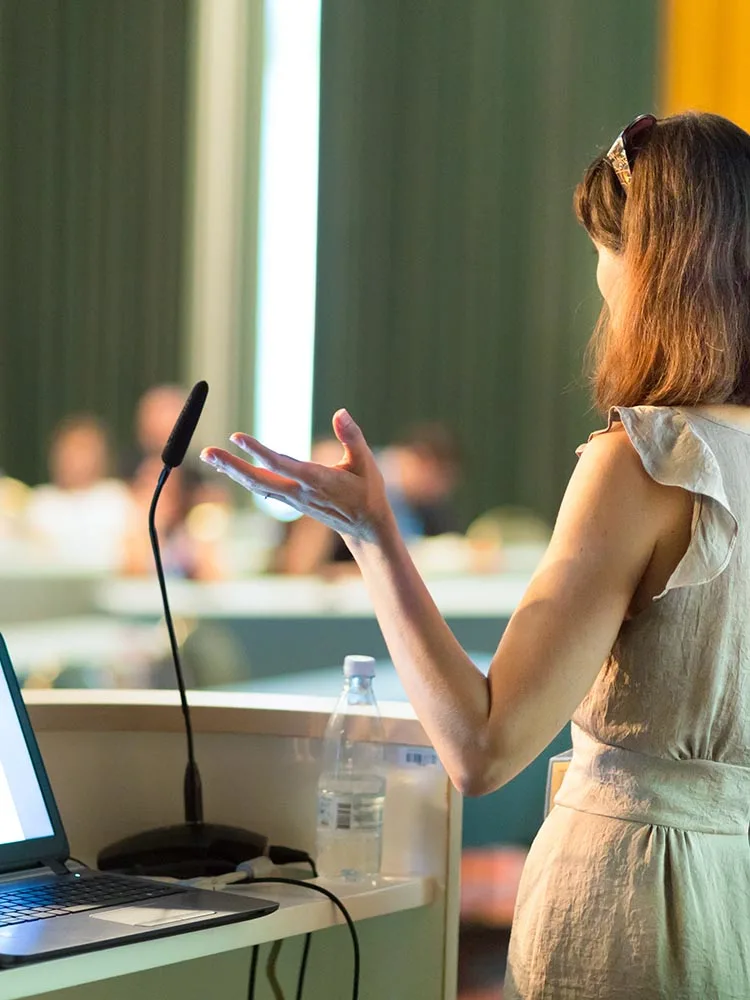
[0,691,461,1000]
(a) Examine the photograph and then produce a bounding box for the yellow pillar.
[662,0,750,132]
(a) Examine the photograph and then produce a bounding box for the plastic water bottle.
[316,655,386,880]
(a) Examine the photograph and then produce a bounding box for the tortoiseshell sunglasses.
[606,114,657,190]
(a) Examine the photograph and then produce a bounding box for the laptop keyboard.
[0,874,184,927]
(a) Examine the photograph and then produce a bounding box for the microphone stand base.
[97,822,268,879]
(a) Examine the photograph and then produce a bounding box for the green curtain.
[314,0,659,524]
[0,0,191,485]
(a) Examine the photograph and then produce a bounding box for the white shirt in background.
[25,479,132,571]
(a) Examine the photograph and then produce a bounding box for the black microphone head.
[161,380,209,469]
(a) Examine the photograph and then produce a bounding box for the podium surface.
[1,691,461,1000]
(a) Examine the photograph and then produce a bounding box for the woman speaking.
[202,112,750,998]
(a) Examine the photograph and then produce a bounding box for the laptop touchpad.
[91,906,218,928]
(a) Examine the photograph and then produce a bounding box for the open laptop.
[0,634,278,967]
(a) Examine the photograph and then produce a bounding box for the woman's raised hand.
[200,409,392,544]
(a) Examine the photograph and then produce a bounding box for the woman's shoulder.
[594,402,750,441]
[579,403,733,511]
[578,403,738,598]
[574,414,686,520]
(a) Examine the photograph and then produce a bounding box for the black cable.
[69,854,324,999]
[246,878,359,1000]
[267,846,317,873]
[247,945,260,1000]
[296,934,312,1000]
[243,858,319,1000]
[295,860,317,1000]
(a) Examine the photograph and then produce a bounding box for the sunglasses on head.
[606,114,657,191]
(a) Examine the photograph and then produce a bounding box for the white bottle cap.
[343,655,376,678]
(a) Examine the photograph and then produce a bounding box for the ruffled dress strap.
[578,405,738,598]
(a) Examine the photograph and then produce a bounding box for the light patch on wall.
[253,0,321,521]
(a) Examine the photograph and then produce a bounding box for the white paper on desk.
[90,907,218,928]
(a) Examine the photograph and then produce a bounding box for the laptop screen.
[0,665,54,846]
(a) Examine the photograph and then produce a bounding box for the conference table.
[0,571,533,687]
[0,563,104,624]
[93,572,531,683]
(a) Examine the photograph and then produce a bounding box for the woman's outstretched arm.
[202,410,691,795]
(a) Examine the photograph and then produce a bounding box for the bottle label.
[333,800,352,830]
[318,794,355,830]
[396,747,439,768]
[317,789,385,831]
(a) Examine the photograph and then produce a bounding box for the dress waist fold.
[554,723,750,834]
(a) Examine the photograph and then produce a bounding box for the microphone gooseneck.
[98,377,272,875]
[149,380,209,824]
[148,465,202,824]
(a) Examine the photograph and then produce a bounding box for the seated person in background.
[0,473,30,543]
[274,423,462,576]
[120,456,223,580]
[121,383,187,477]
[123,383,228,507]
[25,415,131,570]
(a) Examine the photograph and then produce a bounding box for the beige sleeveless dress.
[505,405,750,1000]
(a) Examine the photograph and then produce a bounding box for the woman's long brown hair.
[575,112,750,413]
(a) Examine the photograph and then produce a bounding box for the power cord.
[267,846,316,870]
[245,878,359,1000]
[266,939,285,999]
[65,853,339,998]
[295,933,312,1000]
[295,857,317,1000]
[247,944,260,999]
[241,853,318,1000]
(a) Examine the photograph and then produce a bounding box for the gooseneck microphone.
[150,380,208,825]
[98,381,268,877]
[160,379,208,470]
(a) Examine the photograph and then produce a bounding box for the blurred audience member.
[272,439,346,576]
[25,415,131,569]
[124,383,228,506]
[0,474,30,542]
[121,456,223,580]
[381,422,462,537]
[275,423,462,576]
[123,384,187,476]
